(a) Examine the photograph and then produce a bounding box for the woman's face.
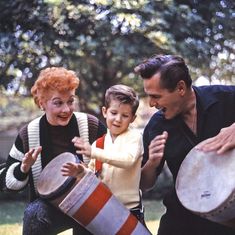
[40,89,77,126]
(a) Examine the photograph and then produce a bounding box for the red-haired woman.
[1,67,106,235]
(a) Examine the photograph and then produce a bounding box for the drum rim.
[37,152,80,200]
[39,176,77,200]
[176,145,235,214]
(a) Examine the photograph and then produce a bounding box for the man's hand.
[196,123,235,154]
[148,131,168,168]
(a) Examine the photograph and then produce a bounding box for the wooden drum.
[37,152,81,206]
[37,152,150,235]
[176,141,235,228]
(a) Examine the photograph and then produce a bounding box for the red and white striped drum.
[37,152,150,235]
[176,141,235,228]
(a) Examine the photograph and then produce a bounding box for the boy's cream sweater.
[89,128,143,209]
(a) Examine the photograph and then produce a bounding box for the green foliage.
[0,92,40,131]
[0,0,234,114]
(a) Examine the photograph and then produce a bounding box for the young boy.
[61,84,145,224]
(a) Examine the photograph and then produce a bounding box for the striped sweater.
[1,112,106,201]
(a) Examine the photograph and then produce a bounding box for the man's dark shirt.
[142,85,235,235]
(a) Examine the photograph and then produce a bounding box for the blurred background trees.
[0,0,234,115]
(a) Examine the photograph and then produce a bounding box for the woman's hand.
[21,146,42,173]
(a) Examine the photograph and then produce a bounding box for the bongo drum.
[37,152,81,206]
[37,152,150,235]
[176,141,235,228]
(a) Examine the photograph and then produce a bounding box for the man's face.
[143,73,185,119]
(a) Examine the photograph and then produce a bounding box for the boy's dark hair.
[105,84,139,114]
[134,54,192,91]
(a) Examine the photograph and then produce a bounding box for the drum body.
[37,152,150,235]
[176,143,235,228]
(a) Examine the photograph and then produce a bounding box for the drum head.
[176,143,235,214]
[37,152,79,199]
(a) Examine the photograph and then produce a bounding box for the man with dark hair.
[135,54,235,235]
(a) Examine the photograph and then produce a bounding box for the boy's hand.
[72,137,91,157]
[61,162,84,177]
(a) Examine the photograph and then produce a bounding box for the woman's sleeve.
[2,131,29,191]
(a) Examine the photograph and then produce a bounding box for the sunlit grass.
[0,224,22,235]
[0,199,164,235]
[0,222,159,235]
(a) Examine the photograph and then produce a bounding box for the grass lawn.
[0,199,165,235]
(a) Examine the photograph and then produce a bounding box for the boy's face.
[102,99,136,140]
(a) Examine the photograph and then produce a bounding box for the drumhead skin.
[176,143,235,214]
[37,152,79,199]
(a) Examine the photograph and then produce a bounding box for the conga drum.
[176,141,235,228]
[37,152,81,206]
[37,152,150,235]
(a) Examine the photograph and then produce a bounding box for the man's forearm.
[140,162,158,191]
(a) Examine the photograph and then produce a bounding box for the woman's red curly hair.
[31,67,80,108]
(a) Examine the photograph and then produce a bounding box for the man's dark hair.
[134,54,192,91]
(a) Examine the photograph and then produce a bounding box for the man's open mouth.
[158,107,166,113]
